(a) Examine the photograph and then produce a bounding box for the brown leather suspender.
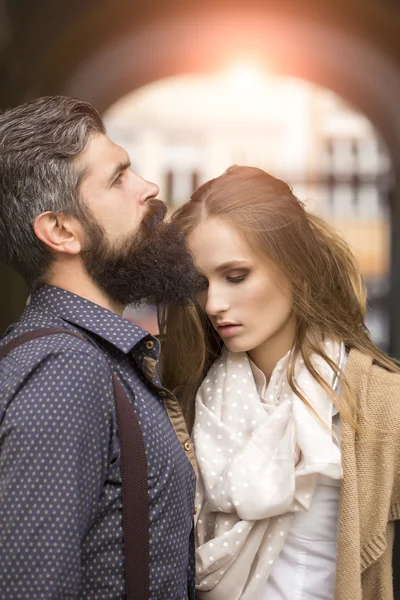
[0,327,149,600]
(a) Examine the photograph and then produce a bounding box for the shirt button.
[159,390,167,397]
[194,506,198,515]
[184,441,192,452]
[145,340,155,350]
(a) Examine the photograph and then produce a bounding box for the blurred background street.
[0,0,399,348]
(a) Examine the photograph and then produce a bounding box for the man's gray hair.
[0,96,105,285]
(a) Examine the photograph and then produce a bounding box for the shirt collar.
[28,285,152,354]
[249,358,268,399]
[248,353,344,417]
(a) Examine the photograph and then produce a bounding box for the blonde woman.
[159,166,400,600]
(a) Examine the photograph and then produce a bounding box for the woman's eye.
[226,273,247,284]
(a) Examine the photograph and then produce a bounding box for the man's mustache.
[140,199,168,233]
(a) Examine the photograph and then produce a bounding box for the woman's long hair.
[159,165,399,431]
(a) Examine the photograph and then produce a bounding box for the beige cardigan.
[335,349,400,600]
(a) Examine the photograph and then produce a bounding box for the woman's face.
[187,217,296,363]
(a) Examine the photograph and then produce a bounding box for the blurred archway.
[104,72,393,349]
[1,1,400,356]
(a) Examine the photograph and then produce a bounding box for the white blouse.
[250,361,342,600]
[262,428,340,600]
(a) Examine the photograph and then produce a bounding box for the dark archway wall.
[1,0,400,114]
[1,0,400,342]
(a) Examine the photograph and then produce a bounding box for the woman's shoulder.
[346,348,400,428]
[345,347,400,387]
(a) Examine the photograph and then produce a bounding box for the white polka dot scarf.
[194,341,343,599]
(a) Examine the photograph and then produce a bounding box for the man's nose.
[139,179,160,204]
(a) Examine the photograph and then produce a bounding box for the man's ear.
[33,211,83,255]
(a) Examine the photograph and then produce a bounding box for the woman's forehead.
[187,218,255,272]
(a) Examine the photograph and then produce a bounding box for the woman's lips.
[216,324,243,338]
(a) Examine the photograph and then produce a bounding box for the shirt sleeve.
[0,347,113,599]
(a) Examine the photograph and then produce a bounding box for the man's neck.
[44,258,125,316]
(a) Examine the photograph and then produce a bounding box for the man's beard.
[81,199,203,308]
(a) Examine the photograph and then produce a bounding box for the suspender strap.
[0,327,149,600]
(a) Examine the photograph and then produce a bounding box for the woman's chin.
[222,338,251,354]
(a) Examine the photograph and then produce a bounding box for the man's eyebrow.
[107,157,131,184]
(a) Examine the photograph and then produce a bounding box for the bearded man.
[0,96,201,600]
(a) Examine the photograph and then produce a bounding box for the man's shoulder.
[0,313,115,424]
[0,307,110,383]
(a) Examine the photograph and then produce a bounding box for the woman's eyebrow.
[215,259,251,272]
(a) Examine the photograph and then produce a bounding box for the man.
[0,96,201,599]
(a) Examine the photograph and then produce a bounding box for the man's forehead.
[77,134,130,178]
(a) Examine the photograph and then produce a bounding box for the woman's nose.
[205,288,230,316]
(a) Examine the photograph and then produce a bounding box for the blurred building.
[105,72,392,348]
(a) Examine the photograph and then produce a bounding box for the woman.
[159,166,400,600]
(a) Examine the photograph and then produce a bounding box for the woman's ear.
[33,211,83,255]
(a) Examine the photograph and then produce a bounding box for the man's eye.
[113,173,123,186]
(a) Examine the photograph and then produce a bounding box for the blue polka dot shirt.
[0,285,196,599]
